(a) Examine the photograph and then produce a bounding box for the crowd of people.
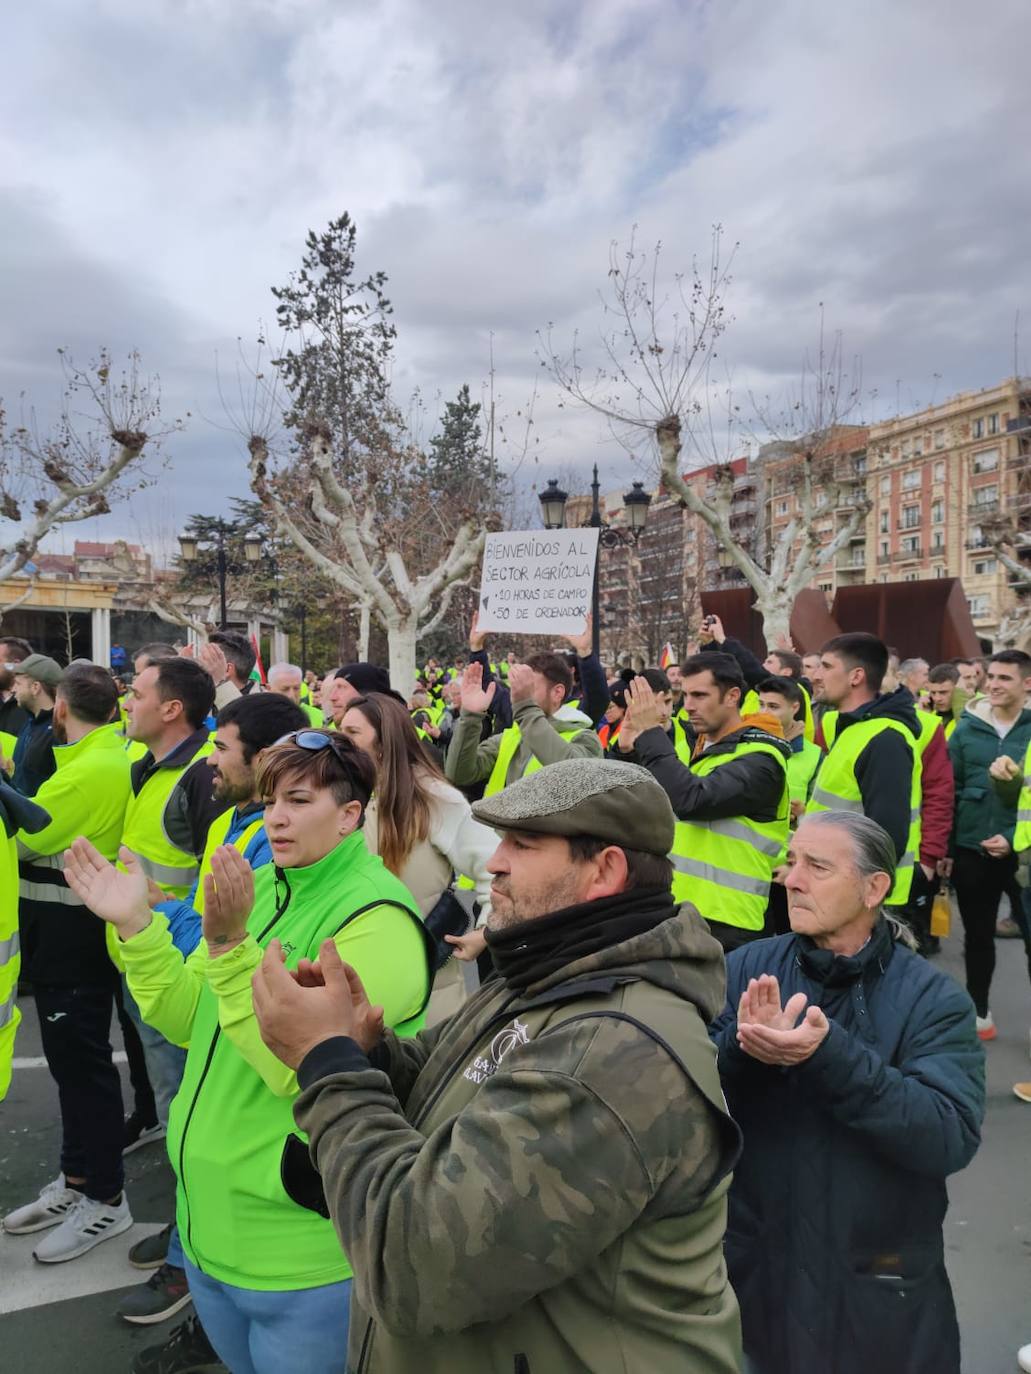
[0,612,1028,1373]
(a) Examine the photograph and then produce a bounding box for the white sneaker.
[975,1013,997,1042]
[1018,1340,1031,1372]
[33,1192,133,1263]
[3,1176,83,1235]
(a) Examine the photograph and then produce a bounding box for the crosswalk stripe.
[0,1223,166,1315]
[11,1051,128,1070]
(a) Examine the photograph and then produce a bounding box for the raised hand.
[507,662,536,705]
[197,641,230,686]
[737,975,809,1031]
[64,840,152,937]
[468,611,487,653]
[459,660,496,714]
[564,612,593,659]
[623,676,662,735]
[202,845,255,956]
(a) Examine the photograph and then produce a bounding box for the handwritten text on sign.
[477,529,600,636]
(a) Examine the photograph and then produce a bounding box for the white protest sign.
[477,529,600,636]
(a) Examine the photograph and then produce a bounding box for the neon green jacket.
[119,830,434,1289]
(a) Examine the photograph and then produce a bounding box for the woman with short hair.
[65,730,432,1374]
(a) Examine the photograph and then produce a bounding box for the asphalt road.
[1,927,1029,1373]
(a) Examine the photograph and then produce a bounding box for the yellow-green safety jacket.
[485,720,589,796]
[809,711,921,905]
[0,783,50,1100]
[671,737,790,931]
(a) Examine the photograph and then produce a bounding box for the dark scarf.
[486,885,675,993]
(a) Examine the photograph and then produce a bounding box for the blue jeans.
[120,975,187,1128]
[184,1259,351,1374]
[167,1223,185,1270]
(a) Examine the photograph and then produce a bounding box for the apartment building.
[865,379,1031,637]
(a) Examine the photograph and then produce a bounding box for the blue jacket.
[12,708,56,797]
[711,919,983,1374]
[157,803,272,957]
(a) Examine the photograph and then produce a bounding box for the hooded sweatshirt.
[294,893,743,1374]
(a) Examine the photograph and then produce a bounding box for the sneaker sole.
[123,1130,166,1158]
[1014,1086,1031,1104]
[128,1250,169,1271]
[33,1212,134,1264]
[3,1210,76,1236]
[977,1029,998,1042]
[119,1291,193,1325]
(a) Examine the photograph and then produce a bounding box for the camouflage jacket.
[294,903,744,1374]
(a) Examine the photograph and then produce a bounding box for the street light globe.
[538,479,569,530]
[178,533,199,562]
[243,532,263,563]
[623,481,652,536]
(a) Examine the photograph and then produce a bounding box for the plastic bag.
[930,887,951,939]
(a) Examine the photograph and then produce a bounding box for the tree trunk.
[751,587,794,651]
[387,621,418,699]
[358,601,371,661]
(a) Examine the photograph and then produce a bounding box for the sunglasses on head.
[276,729,351,754]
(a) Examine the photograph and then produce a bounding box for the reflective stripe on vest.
[120,740,215,899]
[808,714,921,905]
[670,739,790,931]
[195,810,266,916]
[0,931,19,963]
[485,721,586,796]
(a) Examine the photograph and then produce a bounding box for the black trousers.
[35,981,125,1202]
[896,863,939,954]
[952,847,1019,1017]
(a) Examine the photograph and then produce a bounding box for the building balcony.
[1007,416,1031,433]
[894,546,923,561]
[897,521,922,533]
[969,498,1000,516]
[877,553,892,566]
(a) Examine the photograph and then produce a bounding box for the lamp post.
[179,521,262,631]
[539,463,651,659]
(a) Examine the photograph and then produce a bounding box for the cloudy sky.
[2,0,1029,559]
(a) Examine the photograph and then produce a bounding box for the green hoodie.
[296,902,743,1374]
[949,697,1031,850]
[120,830,433,1290]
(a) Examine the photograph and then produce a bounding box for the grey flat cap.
[471,758,675,857]
[14,653,63,689]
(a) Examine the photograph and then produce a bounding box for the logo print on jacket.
[463,1017,531,1085]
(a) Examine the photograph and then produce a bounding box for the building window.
[935,565,947,577]
[973,484,999,507]
[968,594,990,618]
[775,499,789,516]
[931,530,945,551]
[972,558,997,576]
[913,437,923,456]
[902,469,921,490]
[854,453,867,475]
[880,540,889,558]
[818,582,832,593]
[934,429,945,450]
[988,413,999,435]
[933,460,946,481]
[903,572,920,582]
[972,418,984,439]
[901,534,920,555]
[879,511,889,533]
[931,498,944,523]
[972,448,998,473]
[880,475,891,496]
[901,505,921,529]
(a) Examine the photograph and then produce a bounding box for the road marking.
[11,1051,128,1070]
[0,1223,166,1314]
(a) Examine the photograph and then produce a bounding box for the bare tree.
[542,233,872,645]
[237,217,495,694]
[0,351,170,603]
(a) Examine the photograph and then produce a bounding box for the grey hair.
[799,810,918,949]
[268,662,302,683]
[899,657,929,679]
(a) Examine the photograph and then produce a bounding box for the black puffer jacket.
[711,919,984,1374]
